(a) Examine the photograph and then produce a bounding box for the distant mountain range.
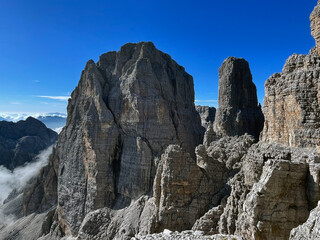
[0,113,66,133]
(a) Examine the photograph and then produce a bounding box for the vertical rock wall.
[214,57,264,139]
[55,42,204,235]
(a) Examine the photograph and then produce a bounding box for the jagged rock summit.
[214,57,264,139]
[0,117,58,169]
[54,41,204,236]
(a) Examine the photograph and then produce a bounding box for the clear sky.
[0,0,317,113]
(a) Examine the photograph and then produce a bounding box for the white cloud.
[0,112,67,122]
[10,102,21,105]
[37,96,70,101]
[0,146,53,207]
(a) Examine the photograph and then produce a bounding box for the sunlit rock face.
[261,53,320,148]
[54,42,204,235]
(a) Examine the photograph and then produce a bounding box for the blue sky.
[0,0,316,113]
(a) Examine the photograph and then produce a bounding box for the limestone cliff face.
[54,42,204,235]
[261,53,320,148]
[214,57,264,140]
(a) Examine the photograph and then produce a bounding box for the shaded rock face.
[290,201,320,240]
[311,0,320,55]
[23,148,59,216]
[0,117,58,169]
[195,105,216,128]
[214,57,264,140]
[261,53,320,148]
[55,42,204,235]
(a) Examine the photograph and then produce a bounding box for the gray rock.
[23,148,59,215]
[290,201,320,240]
[54,42,204,235]
[152,145,212,232]
[214,57,264,140]
[0,210,52,240]
[195,105,216,128]
[0,117,57,169]
[217,143,320,239]
[133,230,241,240]
[237,159,309,240]
[261,53,320,148]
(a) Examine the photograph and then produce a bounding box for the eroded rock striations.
[0,117,58,169]
[53,42,204,236]
[214,57,264,140]
[261,53,320,148]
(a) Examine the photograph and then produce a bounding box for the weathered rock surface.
[0,117,58,169]
[214,57,264,139]
[290,201,320,239]
[261,53,320,148]
[0,210,53,240]
[23,148,59,215]
[152,145,212,232]
[238,159,309,240]
[190,135,255,235]
[54,42,204,236]
[195,105,216,128]
[311,0,320,55]
[215,143,320,240]
[133,230,241,240]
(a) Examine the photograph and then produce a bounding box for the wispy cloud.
[37,96,70,101]
[10,102,21,105]
[195,99,218,103]
[33,80,40,83]
[0,146,53,224]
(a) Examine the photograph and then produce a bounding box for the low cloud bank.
[0,112,67,122]
[0,146,54,205]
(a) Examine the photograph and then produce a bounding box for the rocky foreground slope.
[1,2,320,240]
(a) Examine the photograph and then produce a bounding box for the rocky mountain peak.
[56,41,204,234]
